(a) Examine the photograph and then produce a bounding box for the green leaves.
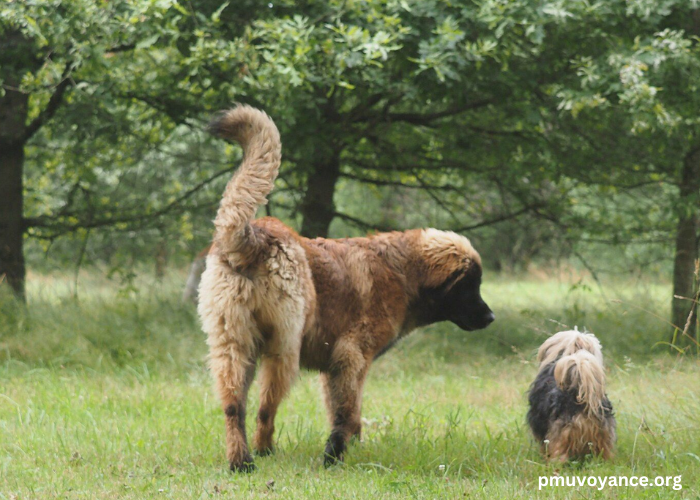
[135,34,160,49]
[3,0,699,286]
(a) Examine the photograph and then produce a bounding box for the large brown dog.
[198,105,495,471]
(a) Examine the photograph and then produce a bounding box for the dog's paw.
[255,446,274,457]
[229,455,256,473]
[323,453,343,468]
[323,436,345,467]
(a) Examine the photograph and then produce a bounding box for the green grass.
[1,270,699,498]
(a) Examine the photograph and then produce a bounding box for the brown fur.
[545,413,616,462]
[198,106,488,471]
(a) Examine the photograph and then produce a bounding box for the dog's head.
[537,330,603,368]
[415,229,494,331]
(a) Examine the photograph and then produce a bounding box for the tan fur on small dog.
[554,350,606,418]
[537,329,603,367]
[545,413,616,462]
[197,105,483,470]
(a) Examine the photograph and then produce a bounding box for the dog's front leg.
[322,342,370,466]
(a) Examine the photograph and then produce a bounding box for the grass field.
[1,270,699,498]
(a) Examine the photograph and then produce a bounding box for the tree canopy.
[1,0,698,345]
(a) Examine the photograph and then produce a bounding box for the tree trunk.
[0,30,41,301]
[671,147,700,344]
[155,238,168,280]
[0,90,29,300]
[300,151,341,238]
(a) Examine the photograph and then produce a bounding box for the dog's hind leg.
[206,299,262,472]
[322,339,371,466]
[253,351,299,456]
[200,261,264,472]
[210,339,258,472]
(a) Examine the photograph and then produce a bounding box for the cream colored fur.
[211,106,281,255]
[537,329,603,367]
[553,350,607,417]
[420,228,480,287]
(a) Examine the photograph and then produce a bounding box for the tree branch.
[463,125,532,139]
[346,92,386,122]
[334,201,544,235]
[24,165,235,234]
[105,43,136,55]
[122,91,194,126]
[22,63,73,142]
[385,99,493,125]
[332,211,393,233]
[452,203,545,232]
[339,171,462,191]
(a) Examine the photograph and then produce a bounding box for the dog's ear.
[537,336,558,365]
[419,229,480,288]
[553,351,606,417]
[536,342,548,364]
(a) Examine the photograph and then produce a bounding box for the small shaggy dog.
[527,330,616,461]
[197,105,495,471]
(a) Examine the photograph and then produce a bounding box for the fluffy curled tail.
[209,105,281,254]
[554,350,607,417]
